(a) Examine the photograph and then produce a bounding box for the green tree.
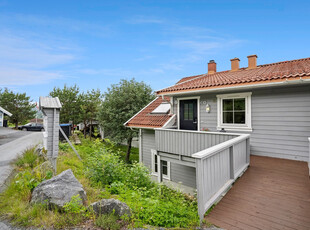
[97,79,155,162]
[0,88,36,128]
[49,84,81,127]
[79,89,102,139]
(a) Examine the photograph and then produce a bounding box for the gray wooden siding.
[173,85,310,162]
[141,129,197,188]
[155,129,236,156]
[43,108,60,158]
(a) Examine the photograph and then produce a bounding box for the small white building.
[0,106,12,127]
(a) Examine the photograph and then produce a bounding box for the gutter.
[157,78,310,96]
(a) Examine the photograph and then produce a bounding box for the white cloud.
[0,31,77,85]
[0,68,62,86]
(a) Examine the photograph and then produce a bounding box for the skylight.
[151,102,171,114]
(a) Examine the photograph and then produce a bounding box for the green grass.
[0,137,199,229]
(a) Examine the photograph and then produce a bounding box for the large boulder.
[90,199,131,217]
[31,169,87,209]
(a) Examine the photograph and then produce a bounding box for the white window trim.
[217,92,252,132]
[177,96,200,131]
[151,149,171,180]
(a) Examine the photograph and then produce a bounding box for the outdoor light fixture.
[206,104,211,113]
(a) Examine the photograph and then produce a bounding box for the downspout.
[161,95,174,115]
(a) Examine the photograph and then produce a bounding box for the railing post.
[229,146,234,179]
[157,155,163,183]
[246,137,250,164]
[195,159,204,222]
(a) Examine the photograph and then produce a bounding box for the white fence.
[308,137,310,176]
[192,134,250,221]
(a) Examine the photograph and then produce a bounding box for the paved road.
[0,128,43,190]
[0,128,30,146]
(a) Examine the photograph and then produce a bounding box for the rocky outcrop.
[31,169,87,209]
[90,199,131,217]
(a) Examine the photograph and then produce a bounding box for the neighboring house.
[124,55,310,220]
[0,106,12,127]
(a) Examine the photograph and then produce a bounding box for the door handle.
[193,121,197,124]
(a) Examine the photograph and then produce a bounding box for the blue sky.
[0,0,309,101]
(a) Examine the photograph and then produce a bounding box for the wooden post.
[246,138,250,164]
[229,146,234,179]
[157,155,162,183]
[139,129,142,163]
[195,158,204,222]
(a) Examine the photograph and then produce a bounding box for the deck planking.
[206,155,310,230]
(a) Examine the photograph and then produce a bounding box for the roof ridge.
[173,57,310,87]
[258,57,310,68]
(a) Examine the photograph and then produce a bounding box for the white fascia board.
[0,106,12,117]
[123,97,158,126]
[157,78,310,96]
[162,114,176,128]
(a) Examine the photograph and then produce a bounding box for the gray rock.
[31,169,87,210]
[90,198,131,217]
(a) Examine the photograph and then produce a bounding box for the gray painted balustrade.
[154,128,250,222]
[155,128,238,156]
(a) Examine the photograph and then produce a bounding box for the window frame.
[217,92,252,131]
[151,149,171,180]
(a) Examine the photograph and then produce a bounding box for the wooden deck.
[206,155,310,230]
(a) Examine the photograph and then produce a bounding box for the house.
[0,106,12,127]
[124,55,310,220]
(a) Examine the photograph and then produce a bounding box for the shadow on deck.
[206,155,310,230]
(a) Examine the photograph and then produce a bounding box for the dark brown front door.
[180,99,198,130]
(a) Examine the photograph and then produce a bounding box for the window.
[151,102,171,114]
[183,102,194,120]
[217,92,252,131]
[151,149,170,180]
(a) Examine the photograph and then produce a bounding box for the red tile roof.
[158,57,310,95]
[125,96,172,128]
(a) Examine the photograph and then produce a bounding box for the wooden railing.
[192,134,250,221]
[308,137,310,176]
[155,128,238,157]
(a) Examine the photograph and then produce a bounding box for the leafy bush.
[55,195,92,228]
[83,142,199,228]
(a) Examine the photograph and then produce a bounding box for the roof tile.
[157,57,310,94]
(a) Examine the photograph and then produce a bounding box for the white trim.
[162,114,176,128]
[192,134,250,159]
[177,96,200,131]
[151,149,171,180]
[0,106,12,117]
[157,78,310,96]
[139,129,142,163]
[123,97,158,126]
[216,92,252,132]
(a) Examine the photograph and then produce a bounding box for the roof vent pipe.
[247,54,258,69]
[230,58,240,71]
[208,60,216,74]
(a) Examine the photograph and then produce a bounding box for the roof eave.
[157,77,310,96]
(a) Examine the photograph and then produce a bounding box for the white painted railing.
[192,134,250,221]
[308,137,310,176]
